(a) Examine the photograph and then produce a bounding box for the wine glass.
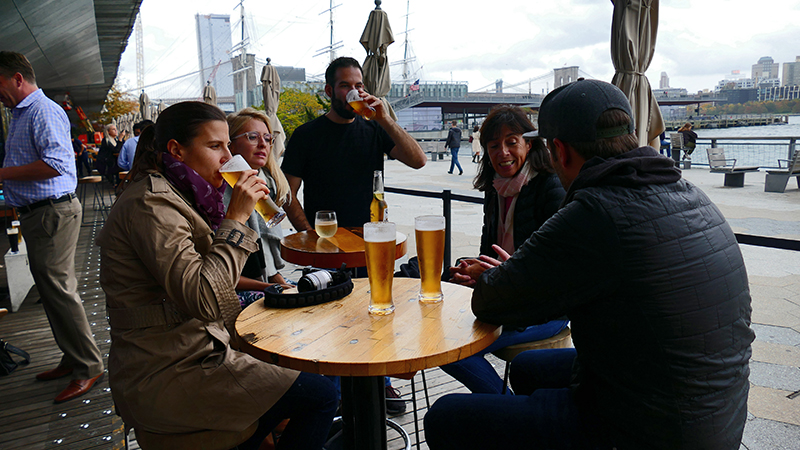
[315,211,338,238]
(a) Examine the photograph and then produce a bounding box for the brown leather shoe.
[54,373,103,403]
[36,366,74,381]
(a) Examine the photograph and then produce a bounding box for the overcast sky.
[117,0,800,99]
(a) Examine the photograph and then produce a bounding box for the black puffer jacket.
[479,172,565,258]
[473,147,754,450]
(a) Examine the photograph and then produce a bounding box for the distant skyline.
[116,0,800,98]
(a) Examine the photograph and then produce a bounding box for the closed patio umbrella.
[139,90,151,121]
[261,60,286,156]
[203,82,217,106]
[360,0,396,120]
[610,0,664,149]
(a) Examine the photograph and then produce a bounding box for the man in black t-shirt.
[281,57,426,229]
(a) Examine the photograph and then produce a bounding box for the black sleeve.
[281,126,307,178]
[472,195,622,327]
[479,190,495,257]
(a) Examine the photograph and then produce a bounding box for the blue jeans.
[239,372,338,450]
[425,348,613,450]
[449,148,463,173]
[440,319,568,394]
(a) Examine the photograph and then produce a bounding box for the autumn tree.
[275,87,327,139]
[92,84,138,126]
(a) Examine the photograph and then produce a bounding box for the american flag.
[409,79,420,92]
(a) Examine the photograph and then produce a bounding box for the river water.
[681,115,800,167]
[695,114,800,139]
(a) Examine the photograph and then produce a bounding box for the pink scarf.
[492,167,536,255]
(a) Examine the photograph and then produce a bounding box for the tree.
[276,87,327,139]
[91,84,138,126]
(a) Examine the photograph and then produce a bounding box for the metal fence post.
[789,138,796,161]
[442,189,452,270]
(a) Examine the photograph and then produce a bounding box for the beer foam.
[220,154,250,173]
[363,222,396,242]
[414,215,446,231]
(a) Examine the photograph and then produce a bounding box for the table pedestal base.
[341,376,387,450]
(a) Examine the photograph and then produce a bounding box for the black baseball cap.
[523,78,635,142]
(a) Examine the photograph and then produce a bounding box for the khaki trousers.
[19,197,104,379]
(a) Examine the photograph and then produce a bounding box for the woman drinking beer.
[97,101,336,449]
[445,105,569,395]
[225,108,294,306]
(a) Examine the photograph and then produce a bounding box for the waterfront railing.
[385,185,800,271]
[677,136,797,168]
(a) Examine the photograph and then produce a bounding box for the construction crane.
[207,59,223,85]
[135,12,144,89]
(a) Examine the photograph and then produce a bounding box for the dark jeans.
[425,348,613,450]
[449,148,463,173]
[440,319,568,394]
[239,372,338,450]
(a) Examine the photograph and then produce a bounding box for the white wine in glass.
[315,210,338,238]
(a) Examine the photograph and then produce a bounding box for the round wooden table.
[236,278,500,450]
[280,226,407,268]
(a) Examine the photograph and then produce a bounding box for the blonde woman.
[98,123,122,185]
[225,108,293,304]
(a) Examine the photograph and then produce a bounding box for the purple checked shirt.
[3,89,77,207]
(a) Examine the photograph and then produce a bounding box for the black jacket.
[473,147,754,450]
[445,127,462,149]
[479,172,565,258]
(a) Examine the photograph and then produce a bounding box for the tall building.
[195,14,233,103]
[752,56,780,83]
[659,72,669,89]
[782,56,800,86]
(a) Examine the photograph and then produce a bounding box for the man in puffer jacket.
[425,79,754,450]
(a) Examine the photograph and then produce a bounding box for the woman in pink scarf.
[443,105,568,394]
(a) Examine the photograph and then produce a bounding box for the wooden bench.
[764,150,800,193]
[706,147,759,187]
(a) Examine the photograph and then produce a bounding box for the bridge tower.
[554,66,579,89]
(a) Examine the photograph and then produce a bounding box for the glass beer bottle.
[370,170,388,222]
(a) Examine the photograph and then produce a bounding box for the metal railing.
[385,185,800,269]
[672,136,797,168]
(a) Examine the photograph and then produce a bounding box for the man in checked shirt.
[0,51,103,403]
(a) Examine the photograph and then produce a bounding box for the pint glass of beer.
[11,220,21,243]
[220,155,286,227]
[415,215,445,302]
[6,228,19,253]
[364,221,396,315]
[346,89,376,120]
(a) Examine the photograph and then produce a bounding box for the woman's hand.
[225,169,269,225]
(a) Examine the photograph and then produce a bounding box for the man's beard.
[330,90,356,120]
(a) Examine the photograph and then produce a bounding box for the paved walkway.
[354,155,800,449]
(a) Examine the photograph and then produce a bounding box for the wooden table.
[280,226,407,268]
[236,278,500,450]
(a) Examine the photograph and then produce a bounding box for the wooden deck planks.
[0,198,125,450]
[0,186,501,450]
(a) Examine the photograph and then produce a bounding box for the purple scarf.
[162,153,226,230]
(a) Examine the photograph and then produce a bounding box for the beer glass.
[11,220,21,243]
[364,221,396,315]
[346,89,376,120]
[315,210,338,238]
[415,215,446,302]
[6,228,19,253]
[220,155,286,227]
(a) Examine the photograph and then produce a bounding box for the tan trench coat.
[97,173,298,433]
